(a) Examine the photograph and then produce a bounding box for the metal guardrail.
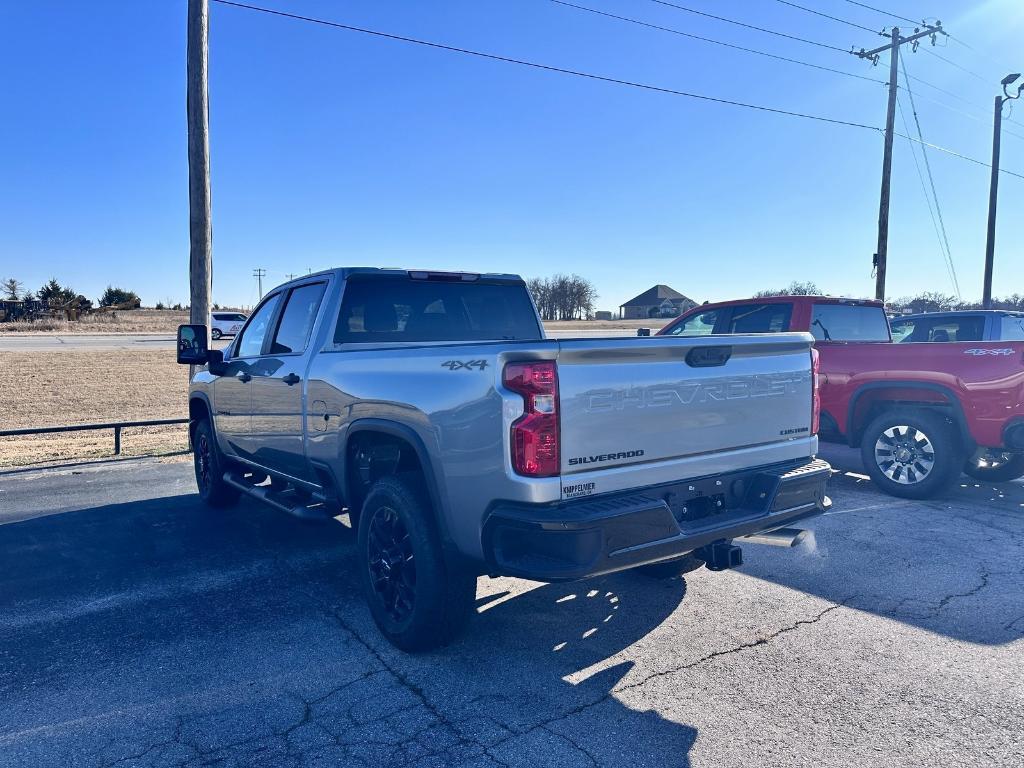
[0,418,189,455]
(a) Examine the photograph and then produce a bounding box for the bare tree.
[2,278,23,300]
[527,274,598,320]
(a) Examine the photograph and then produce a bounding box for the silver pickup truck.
[177,268,831,650]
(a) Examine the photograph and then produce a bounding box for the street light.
[983,73,1024,309]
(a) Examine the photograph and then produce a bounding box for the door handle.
[236,371,251,383]
[282,373,301,386]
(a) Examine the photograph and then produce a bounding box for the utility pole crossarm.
[855,24,942,60]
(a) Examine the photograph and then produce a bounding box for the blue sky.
[1,0,1022,311]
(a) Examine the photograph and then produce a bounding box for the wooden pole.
[982,94,1003,310]
[873,26,899,303]
[187,0,212,347]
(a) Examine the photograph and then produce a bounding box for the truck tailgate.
[556,334,817,496]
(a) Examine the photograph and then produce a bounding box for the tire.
[860,409,964,499]
[637,553,705,579]
[963,450,1024,483]
[211,328,223,340]
[192,418,240,508]
[357,475,476,651]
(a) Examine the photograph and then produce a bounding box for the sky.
[1,0,1022,312]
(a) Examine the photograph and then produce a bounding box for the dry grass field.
[0,351,191,467]
[0,309,188,334]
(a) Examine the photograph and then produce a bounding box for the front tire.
[211,328,223,340]
[192,418,240,508]
[860,409,963,499]
[963,450,1024,483]
[357,475,476,652]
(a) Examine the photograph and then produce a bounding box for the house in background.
[619,285,697,319]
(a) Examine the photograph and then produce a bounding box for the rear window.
[810,303,890,342]
[334,276,543,344]
[892,315,985,343]
[726,303,792,334]
[1001,315,1024,340]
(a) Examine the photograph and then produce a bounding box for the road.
[0,328,643,352]
[0,333,179,351]
[1,447,1022,767]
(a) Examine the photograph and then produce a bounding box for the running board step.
[223,471,334,522]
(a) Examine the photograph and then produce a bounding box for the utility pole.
[983,73,1023,309]
[285,273,297,281]
[856,23,943,302]
[253,268,266,298]
[187,0,212,346]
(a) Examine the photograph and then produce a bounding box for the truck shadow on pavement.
[1,491,698,767]
[739,446,1024,646]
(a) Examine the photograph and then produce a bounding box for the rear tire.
[192,418,240,508]
[211,328,223,340]
[963,450,1024,483]
[860,409,963,499]
[637,553,705,579]
[357,475,476,651]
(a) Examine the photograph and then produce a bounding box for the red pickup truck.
[658,296,1024,499]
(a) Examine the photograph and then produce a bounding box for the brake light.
[810,347,821,435]
[504,361,559,477]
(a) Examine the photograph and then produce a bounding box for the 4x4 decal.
[441,359,489,371]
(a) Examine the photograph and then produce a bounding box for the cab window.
[235,293,282,357]
[270,283,326,354]
[810,304,890,342]
[666,309,718,336]
[1001,315,1024,340]
[726,303,792,334]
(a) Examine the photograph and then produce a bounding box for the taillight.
[504,361,559,477]
[810,347,821,435]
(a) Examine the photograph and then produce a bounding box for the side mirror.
[177,324,209,365]
[636,328,651,337]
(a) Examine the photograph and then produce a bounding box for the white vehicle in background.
[210,311,247,340]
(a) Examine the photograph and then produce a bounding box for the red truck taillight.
[810,347,821,435]
[504,361,560,477]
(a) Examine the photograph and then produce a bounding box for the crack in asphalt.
[614,600,850,694]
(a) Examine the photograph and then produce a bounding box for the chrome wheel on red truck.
[860,409,962,499]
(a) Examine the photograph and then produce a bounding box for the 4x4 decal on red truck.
[963,348,1015,356]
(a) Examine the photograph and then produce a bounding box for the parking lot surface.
[1,447,1022,767]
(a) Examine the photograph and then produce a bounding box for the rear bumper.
[482,457,832,581]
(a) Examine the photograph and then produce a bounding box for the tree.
[753,281,823,298]
[2,278,23,300]
[526,274,598,321]
[38,278,78,305]
[99,285,141,307]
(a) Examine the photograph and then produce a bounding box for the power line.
[211,0,1024,181]
[895,131,1024,181]
[897,93,959,296]
[548,0,886,85]
[640,0,850,53]
[899,86,1024,141]
[898,58,959,297]
[841,0,920,26]
[772,0,882,35]
[897,61,960,297]
[920,47,989,83]
[211,0,879,130]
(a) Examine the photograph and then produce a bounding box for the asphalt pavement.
[1,447,1022,767]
